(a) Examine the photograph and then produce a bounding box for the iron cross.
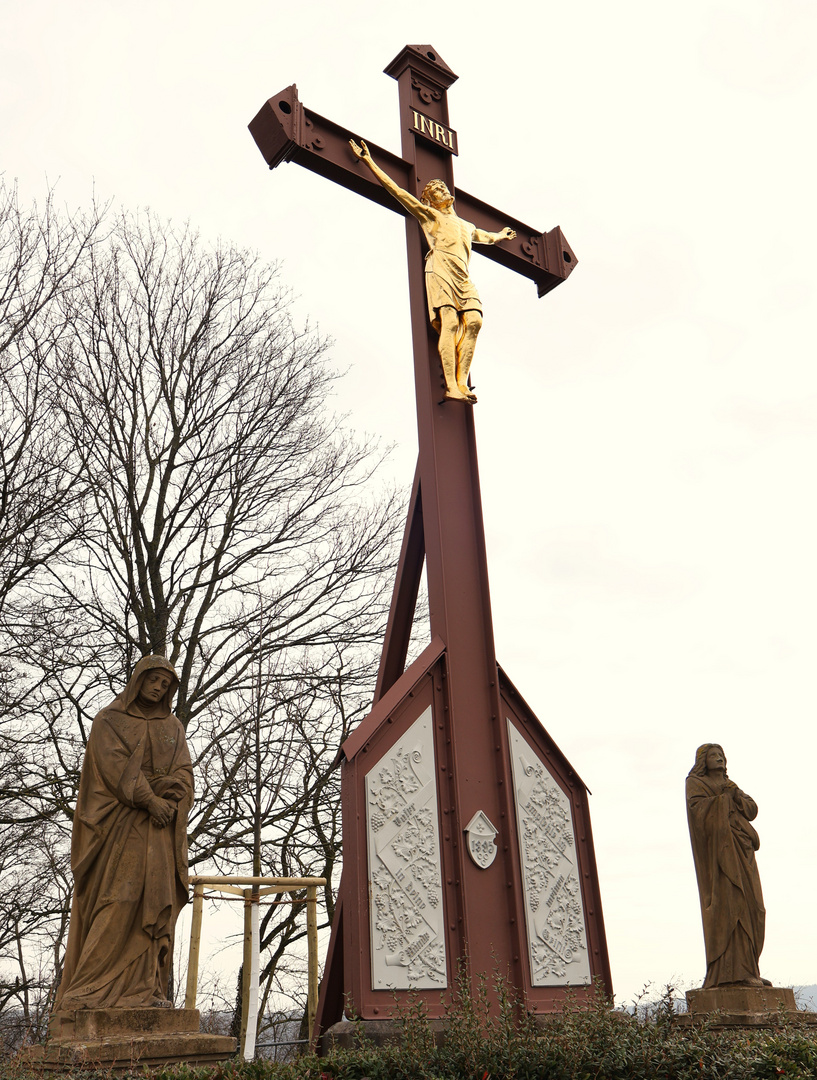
[250,45,609,1043]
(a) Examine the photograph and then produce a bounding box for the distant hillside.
[794,984,817,1010]
[621,984,817,1015]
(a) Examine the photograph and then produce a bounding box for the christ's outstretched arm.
[350,140,433,224]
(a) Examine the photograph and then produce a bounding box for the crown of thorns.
[421,180,450,206]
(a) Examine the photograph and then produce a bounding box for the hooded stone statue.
[54,655,194,1012]
[686,743,766,988]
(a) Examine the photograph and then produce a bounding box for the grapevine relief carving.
[507,720,591,986]
[365,707,447,989]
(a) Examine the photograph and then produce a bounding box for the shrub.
[6,978,817,1079]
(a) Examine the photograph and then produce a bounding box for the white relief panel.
[365,707,447,989]
[507,720,591,986]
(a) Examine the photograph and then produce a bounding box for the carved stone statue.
[686,743,767,988]
[54,655,194,1012]
[350,139,516,404]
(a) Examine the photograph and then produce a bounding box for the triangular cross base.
[314,482,612,1041]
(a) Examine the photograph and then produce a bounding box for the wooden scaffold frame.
[184,875,327,1059]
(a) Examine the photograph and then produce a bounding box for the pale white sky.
[3,0,816,1004]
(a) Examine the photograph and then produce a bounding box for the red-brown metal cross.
[250,44,610,1043]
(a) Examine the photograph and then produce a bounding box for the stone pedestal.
[676,986,817,1029]
[23,1007,236,1071]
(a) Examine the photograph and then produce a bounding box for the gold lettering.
[410,111,457,154]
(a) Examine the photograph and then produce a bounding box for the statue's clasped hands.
[147,794,175,828]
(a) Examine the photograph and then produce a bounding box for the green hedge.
[7,981,817,1080]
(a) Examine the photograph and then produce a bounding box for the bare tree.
[0,180,103,613]
[38,211,398,715]
[0,206,400,1038]
[207,638,368,1047]
[0,184,106,1043]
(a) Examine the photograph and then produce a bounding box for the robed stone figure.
[686,743,767,988]
[54,655,194,1012]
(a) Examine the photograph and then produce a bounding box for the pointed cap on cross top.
[384,45,458,90]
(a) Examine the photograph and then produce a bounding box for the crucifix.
[250,45,611,1042]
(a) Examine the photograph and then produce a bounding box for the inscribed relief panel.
[365,706,447,989]
[507,720,591,986]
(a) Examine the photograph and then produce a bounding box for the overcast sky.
[3,0,816,1005]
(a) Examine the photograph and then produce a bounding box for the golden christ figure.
[350,139,516,404]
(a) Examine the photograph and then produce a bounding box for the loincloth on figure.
[425,249,482,332]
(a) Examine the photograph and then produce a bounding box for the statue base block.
[22,1008,236,1072]
[676,986,817,1029]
